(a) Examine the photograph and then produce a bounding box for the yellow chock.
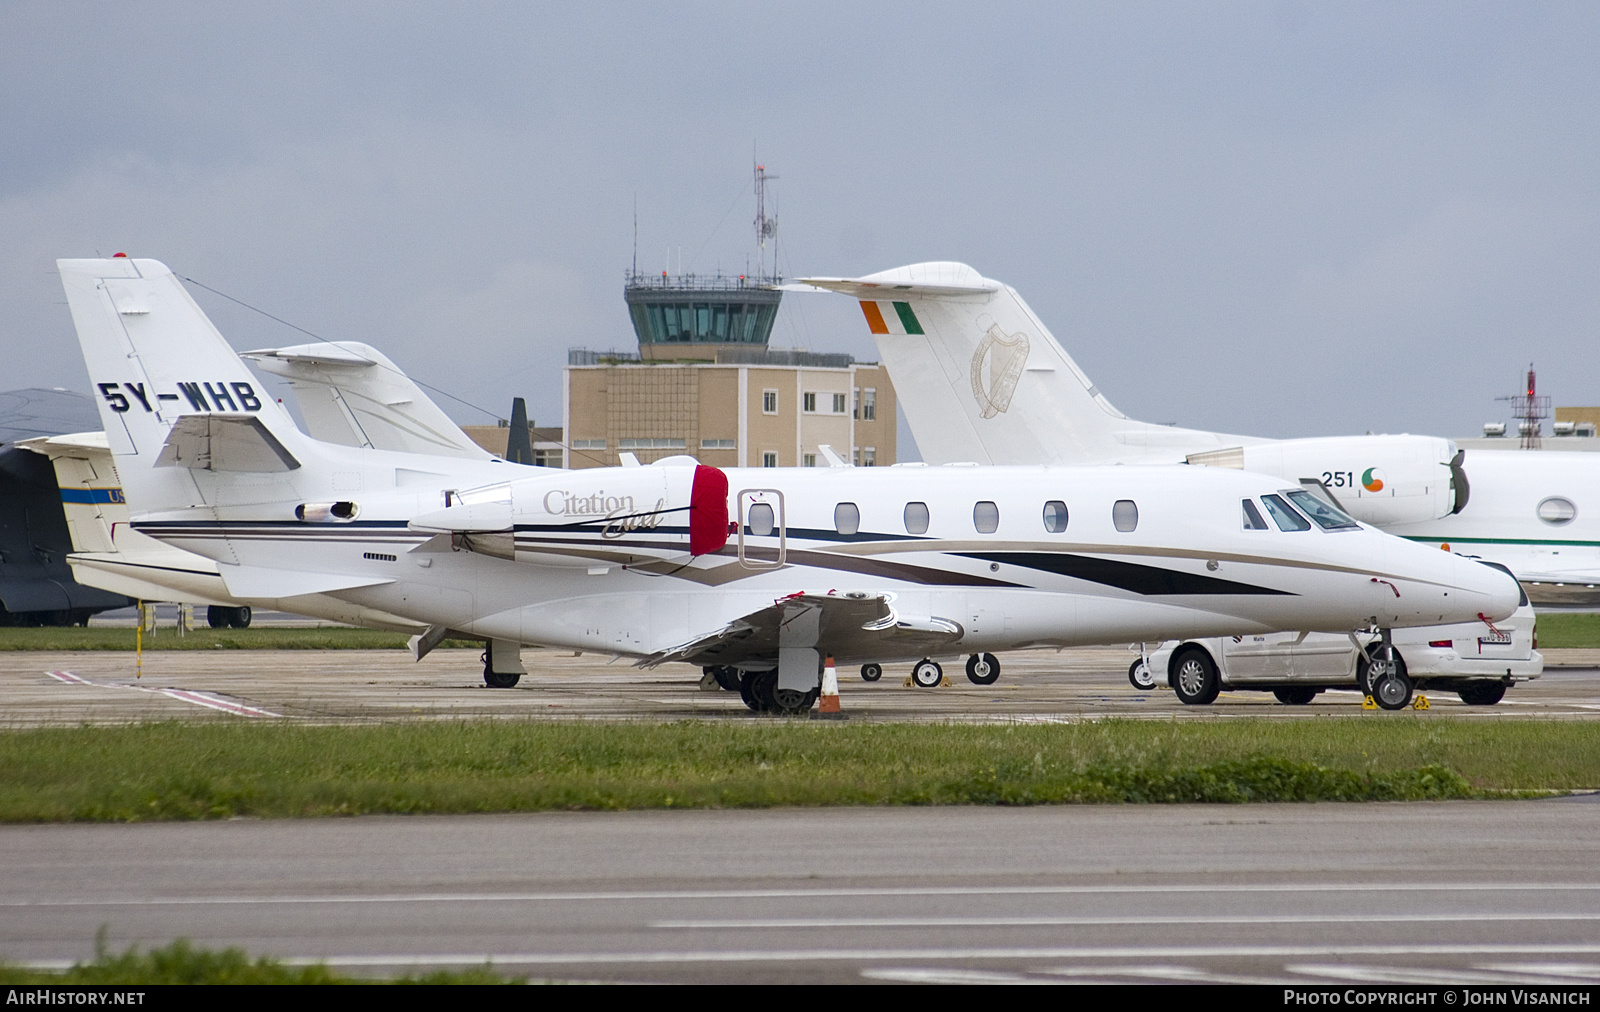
[1412,694,1430,710]
[940,676,953,688]
[902,676,914,688]
[1362,695,1377,710]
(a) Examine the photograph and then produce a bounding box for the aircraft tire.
[206,606,230,629]
[1458,682,1507,706]
[482,669,521,689]
[1171,647,1220,705]
[229,605,252,629]
[1273,687,1318,705]
[911,659,943,688]
[771,685,819,715]
[708,666,741,691]
[739,671,764,712]
[860,663,883,682]
[965,653,1001,685]
[1128,659,1156,691]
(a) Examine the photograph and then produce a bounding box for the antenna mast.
[753,161,778,278]
[1498,363,1550,450]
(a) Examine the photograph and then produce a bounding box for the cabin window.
[748,502,776,537]
[1286,489,1360,530]
[1537,496,1577,526]
[973,501,1000,534]
[1042,500,1069,533]
[834,502,860,536]
[1261,494,1311,532]
[904,501,930,535]
[1242,499,1270,530]
[1112,499,1138,532]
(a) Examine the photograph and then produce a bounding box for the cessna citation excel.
[57,257,1518,713]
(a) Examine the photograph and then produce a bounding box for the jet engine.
[1187,435,1466,526]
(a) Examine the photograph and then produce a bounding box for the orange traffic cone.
[814,655,845,720]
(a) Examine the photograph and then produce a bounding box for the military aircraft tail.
[797,262,1252,464]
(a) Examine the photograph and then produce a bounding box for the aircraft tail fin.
[57,257,313,511]
[799,262,1244,464]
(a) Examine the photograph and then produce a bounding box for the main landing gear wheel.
[1171,647,1220,705]
[747,670,816,715]
[1273,687,1319,706]
[1360,647,1412,710]
[1128,659,1157,691]
[739,670,763,712]
[207,605,252,629]
[1458,682,1507,706]
[965,653,1001,685]
[911,658,943,688]
[860,662,883,682]
[705,666,741,691]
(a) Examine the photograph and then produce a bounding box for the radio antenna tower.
[753,161,778,278]
[1497,363,1550,450]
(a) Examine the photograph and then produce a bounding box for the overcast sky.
[5,2,1598,454]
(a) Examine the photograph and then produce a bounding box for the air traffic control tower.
[623,269,782,361]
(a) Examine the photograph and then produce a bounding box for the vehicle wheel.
[1128,659,1157,691]
[911,658,943,688]
[229,605,252,629]
[207,606,230,629]
[965,653,1001,685]
[1458,682,1507,706]
[860,662,883,682]
[1170,647,1220,705]
[1273,687,1318,705]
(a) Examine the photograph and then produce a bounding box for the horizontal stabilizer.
[155,414,300,473]
[797,261,1000,299]
[217,565,393,600]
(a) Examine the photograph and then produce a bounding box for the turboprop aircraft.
[798,262,1600,604]
[795,263,1468,528]
[54,256,1519,711]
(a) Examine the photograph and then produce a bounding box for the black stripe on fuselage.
[955,551,1295,596]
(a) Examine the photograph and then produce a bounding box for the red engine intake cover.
[689,465,730,556]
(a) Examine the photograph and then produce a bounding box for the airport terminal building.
[561,271,896,469]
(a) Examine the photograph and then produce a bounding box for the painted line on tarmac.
[655,912,1600,929]
[44,670,282,718]
[9,881,1600,909]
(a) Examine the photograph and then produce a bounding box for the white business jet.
[796,261,1600,600]
[56,257,1518,712]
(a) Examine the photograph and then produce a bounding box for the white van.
[1129,590,1541,710]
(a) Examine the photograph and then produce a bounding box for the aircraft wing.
[637,591,962,669]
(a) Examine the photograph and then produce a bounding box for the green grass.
[1532,612,1600,648]
[0,626,479,651]
[0,934,514,984]
[1,719,1593,822]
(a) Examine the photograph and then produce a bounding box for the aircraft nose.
[1469,559,1523,623]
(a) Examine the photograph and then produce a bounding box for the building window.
[803,453,816,467]
[974,500,1000,534]
[763,390,778,414]
[762,451,778,467]
[861,446,876,467]
[1113,499,1139,532]
[834,502,860,535]
[618,437,687,450]
[862,388,876,421]
[904,501,929,535]
[832,393,846,414]
[701,439,736,450]
[853,388,860,419]
[571,439,606,449]
[803,392,817,413]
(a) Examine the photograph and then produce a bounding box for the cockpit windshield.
[1285,489,1360,530]
[1260,494,1311,532]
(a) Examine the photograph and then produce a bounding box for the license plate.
[1478,632,1512,647]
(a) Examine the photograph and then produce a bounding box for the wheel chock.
[940,676,953,688]
[1412,694,1430,710]
[1362,695,1377,710]
[902,676,914,688]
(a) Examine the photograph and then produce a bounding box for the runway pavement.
[4,800,1599,984]
[2,646,1599,726]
